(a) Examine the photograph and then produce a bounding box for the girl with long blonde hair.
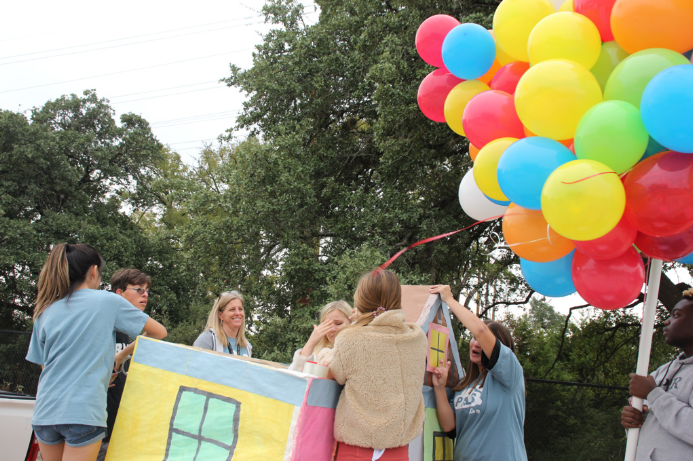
[193,290,252,356]
[26,244,166,461]
[288,300,352,372]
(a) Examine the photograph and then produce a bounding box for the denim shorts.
[33,424,107,448]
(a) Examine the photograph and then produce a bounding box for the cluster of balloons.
[416,0,693,310]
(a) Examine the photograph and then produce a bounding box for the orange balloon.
[523,125,573,147]
[478,58,502,84]
[469,143,480,161]
[611,0,693,54]
[502,203,575,262]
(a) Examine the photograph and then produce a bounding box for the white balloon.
[459,170,508,221]
[551,0,567,10]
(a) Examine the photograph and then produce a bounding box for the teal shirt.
[26,289,149,427]
[451,340,527,461]
[223,337,250,357]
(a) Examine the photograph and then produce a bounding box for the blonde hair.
[35,243,103,320]
[352,269,402,327]
[204,291,249,348]
[313,300,352,356]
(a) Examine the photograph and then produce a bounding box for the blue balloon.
[521,251,576,298]
[641,65,693,154]
[485,195,511,206]
[675,251,693,264]
[441,24,496,80]
[638,136,667,162]
[497,137,575,210]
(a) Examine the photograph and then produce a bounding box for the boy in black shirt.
[96,269,152,461]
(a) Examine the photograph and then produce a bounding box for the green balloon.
[574,100,649,174]
[604,48,691,108]
[590,41,629,91]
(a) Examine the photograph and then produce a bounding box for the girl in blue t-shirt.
[26,244,167,461]
[430,285,527,461]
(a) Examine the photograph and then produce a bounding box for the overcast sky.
[1,0,318,161]
[2,0,688,317]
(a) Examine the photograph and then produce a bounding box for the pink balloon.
[491,62,530,95]
[416,15,461,67]
[462,90,525,148]
[574,0,616,42]
[573,216,637,260]
[635,227,693,261]
[624,151,693,237]
[417,69,463,123]
[572,248,645,310]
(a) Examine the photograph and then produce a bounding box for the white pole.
[624,258,663,461]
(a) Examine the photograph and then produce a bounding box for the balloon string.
[377,215,504,271]
[561,171,618,184]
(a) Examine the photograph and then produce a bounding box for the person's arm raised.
[430,285,496,359]
[142,317,167,340]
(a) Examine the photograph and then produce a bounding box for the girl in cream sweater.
[329,269,428,461]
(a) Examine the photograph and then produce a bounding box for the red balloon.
[462,90,525,148]
[416,15,461,68]
[573,216,637,260]
[567,140,575,154]
[417,69,463,123]
[491,62,530,95]
[624,151,693,237]
[574,0,617,42]
[572,248,645,310]
[635,227,693,261]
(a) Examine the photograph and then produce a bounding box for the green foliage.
[0,91,197,329]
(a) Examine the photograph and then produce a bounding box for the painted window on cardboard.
[164,386,241,461]
[432,431,454,461]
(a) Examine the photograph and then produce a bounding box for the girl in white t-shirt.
[288,300,352,371]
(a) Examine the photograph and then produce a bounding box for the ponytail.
[351,269,402,327]
[34,243,103,320]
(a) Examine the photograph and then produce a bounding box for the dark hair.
[455,320,515,392]
[110,268,151,293]
[35,243,103,319]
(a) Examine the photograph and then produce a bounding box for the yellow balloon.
[590,41,630,91]
[444,81,490,136]
[515,59,603,140]
[489,30,516,66]
[473,137,518,201]
[528,12,602,69]
[493,0,555,62]
[558,0,573,12]
[541,159,625,241]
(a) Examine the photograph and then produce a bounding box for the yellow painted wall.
[107,361,297,461]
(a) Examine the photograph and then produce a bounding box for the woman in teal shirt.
[430,285,527,461]
[193,290,252,357]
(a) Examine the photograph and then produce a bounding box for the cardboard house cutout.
[108,286,464,461]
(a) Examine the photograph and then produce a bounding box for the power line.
[0,15,262,58]
[151,110,240,125]
[0,50,251,94]
[107,81,218,99]
[0,21,266,66]
[109,86,226,105]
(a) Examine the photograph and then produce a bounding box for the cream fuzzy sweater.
[329,309,427,449]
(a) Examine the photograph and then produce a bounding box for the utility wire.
[0,15,262,59]
[151,110,240,125]
[0,50,251,94]
[110,86,226,104]
[107,81,219,99]
[0,21,266,66]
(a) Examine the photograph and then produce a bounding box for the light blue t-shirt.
[26,289,149,427]
[223,337,250,357]
[451,340,527,461]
